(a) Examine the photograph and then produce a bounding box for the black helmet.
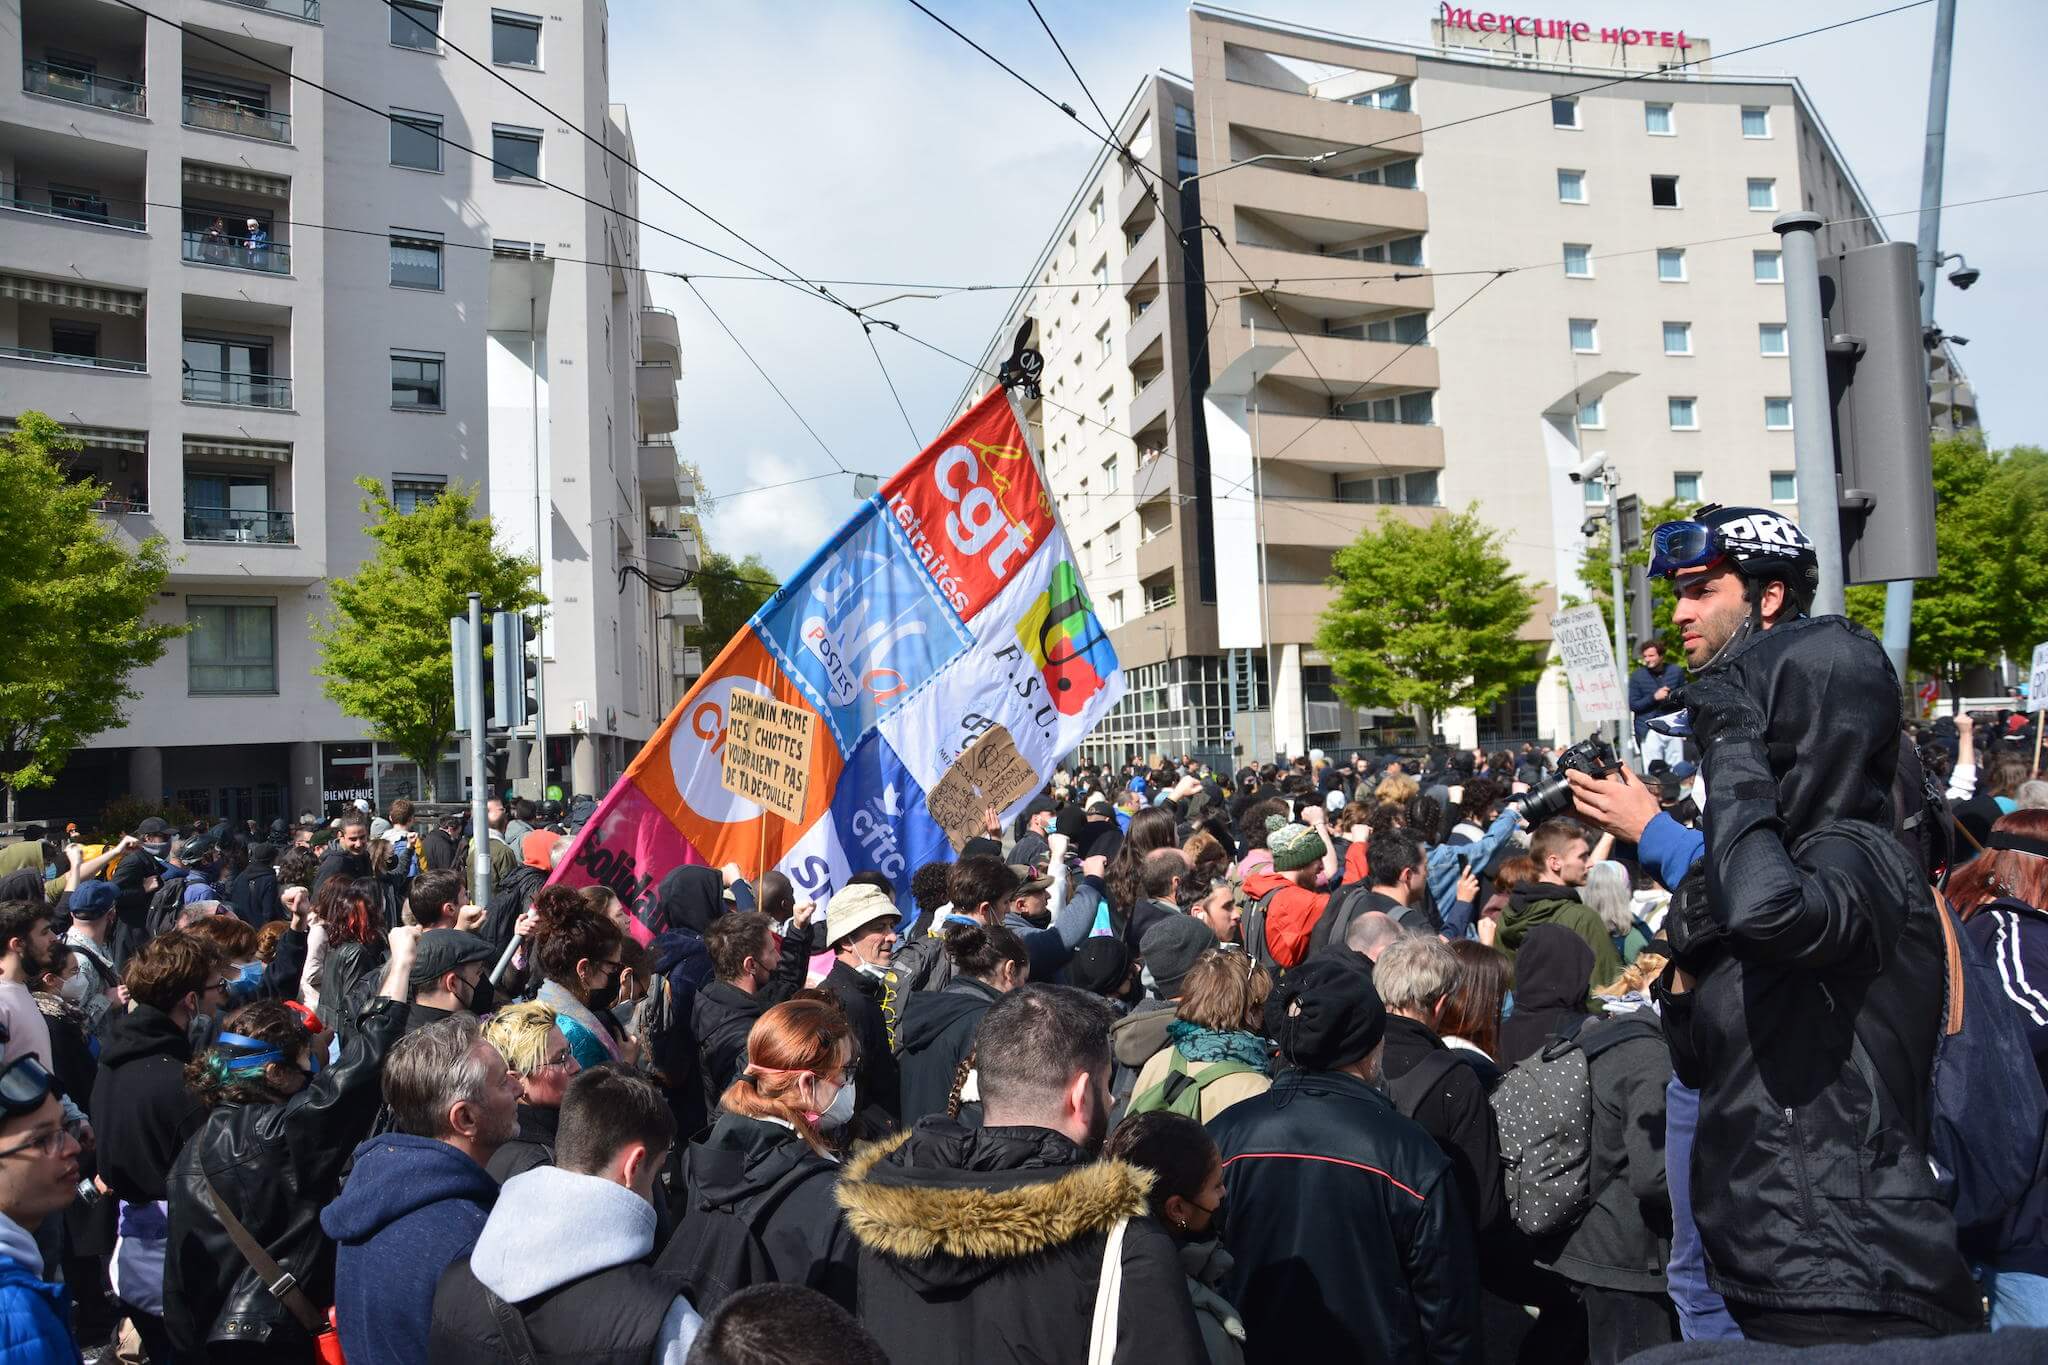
[1649,503,1819,607]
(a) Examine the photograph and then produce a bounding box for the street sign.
[1552,604,1629,724]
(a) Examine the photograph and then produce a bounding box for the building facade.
[0,0,696,823]
[968,4,1951,766]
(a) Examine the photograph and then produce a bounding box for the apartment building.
[969,4,1950,764]
[0,0,697,822]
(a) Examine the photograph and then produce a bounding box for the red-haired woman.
[1952,809,2048,1328]
[316,877,387,1037]
[657,994,858,1312]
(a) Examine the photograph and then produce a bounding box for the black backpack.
[1238,887,1285,973]
[144,871,194,938]
[659,1161,833,1315]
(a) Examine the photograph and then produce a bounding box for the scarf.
[1166,1018,1275,1074]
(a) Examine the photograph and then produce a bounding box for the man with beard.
[0,902,56,1068]
[315,812,373,892]
[838,984,1203,1363]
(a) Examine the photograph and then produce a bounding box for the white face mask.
[58,973,92,1006]
[813,1078,856,1131]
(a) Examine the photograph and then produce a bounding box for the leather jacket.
[163,996,409,1357]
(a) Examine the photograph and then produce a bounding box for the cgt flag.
[546,387,1123,933]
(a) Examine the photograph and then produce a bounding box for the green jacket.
[1500,884,1623,995]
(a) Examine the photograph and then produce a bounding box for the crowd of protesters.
[2,508,2048,1361]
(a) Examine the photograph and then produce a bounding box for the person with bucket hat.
[818,885,903,1135]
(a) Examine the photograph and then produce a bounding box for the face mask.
[1190,1196,1229,1245]
[808,1078,857,1131]
[225,961,264,1004]
[58,974,92,1007]
[456,972,496,1016]
[586,970,621,1013]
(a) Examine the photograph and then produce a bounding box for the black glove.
[1662,865,1725,969]
[1677,675,1765,752]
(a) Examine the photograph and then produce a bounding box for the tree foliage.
[311,478,542,799]
[695,550,780,663]
[0,413,181,816]
[1576,494,1698,660]
[1846,436,2048,694]
[1317,507,1545,737]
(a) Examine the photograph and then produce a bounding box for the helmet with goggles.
[1649,504,1819,610]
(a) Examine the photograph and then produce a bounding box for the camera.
[1511,735,1621,825]
[1567,452,1609,485]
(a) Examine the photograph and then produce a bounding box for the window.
[1663,321,1692,355]
[1096,323,1111,362]
[1398,391,1434,425]
[1668,396,1699,430]
[1404,471,1441,506]
[1088,192,1104,233]
[1102,456,1119,494]
[1753,250,1782,282]
[1582,475,1609,506]
[1759,323,1788,355]
[188,598,276,695]
[1568,318,1598,353]
[1106,525,1122,562]
[491,11,542,67]
[390,111,443,171]
[1349,83,1412,112]
[1106,591,1125,628]
[492,239,544,259]
[1771,470,1798,503]
[1650,175,1680,208]
[1563,243,1592,278]
[1741,106,1772,138]
[1674,471,1702,502]
[1551,96,1580,129]
[389,230,443,289]
[492,126,541,181]
[1578,399,1605,430]
[1091,256,1107,288]
[49,322,99,359]
[391,475,445,513]
[1557,169,1586,203]
[1341,158,1419,189]
[1644,102,1673,135]
[1746,178,1777,211]
[1097,387,1114,430]
[1657,248,1687,282]
[392,351,445,410]
[390,0,440,50]
[1764,396,1794,429]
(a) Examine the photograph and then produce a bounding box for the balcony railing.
[0,184,146,232]
[183,93,290,143]
[0,345,145,372]
[213,0,321,18]
[182,231,290,274]
[92,496,150,515]
[185,506,294,544]
[22,62,145,116]
[183,367,292,408]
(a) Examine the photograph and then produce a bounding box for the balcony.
[1120,217,1166,290]
[661,588,704,626]
[672,646,704,678]
[182,231,290,275]
[1263,499,1438,553]
[641,306,680,366]
[1252,332,1439,395]
[648,528,700,575]
[185,505,294,544]
[1133,447,1175,503]
[22,61,145,117]
[183,367,292,409]
[676,466,699,509]
[1128,371,1172,439]
[1251,412,1445,474]
[0,345,143,372]
[1217,164,1428,237]
[211,0,321,19]
[183,92,290,143]
[1221,242,1435,313]
[1219,82,1423,161]
[1136,525,1179,581]
[636,361,678,434]
[637,440,682,506]
[0,183,146,233]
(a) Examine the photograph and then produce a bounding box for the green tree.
[0,413,181,819]
[1846,435,2048,699]
[311,478,543,799]
[1317,507,1545,738]
[1576,494,1698,661]
[694,551,780,662]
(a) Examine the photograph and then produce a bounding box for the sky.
[610,0,2046,578]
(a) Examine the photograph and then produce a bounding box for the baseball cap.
[1007,864,1053,895]
[136,817,170,838]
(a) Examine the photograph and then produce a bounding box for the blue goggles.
[1647,520,1721,579]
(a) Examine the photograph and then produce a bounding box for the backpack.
[144,871,194,938]
[1925,893,2048,1233]
[1238,889,1284,974]
[1127,1048,1263,1120]
[1490,1014,1660,1237]
[662,1161,834,1315]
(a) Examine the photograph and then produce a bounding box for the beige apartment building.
[968,4,1966,765]
[0,0,701,822]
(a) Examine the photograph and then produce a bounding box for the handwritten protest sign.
[1551,604,1628,724]
[719,690,816,825]
[927,724,1041,851]
[2028,642,2048,714]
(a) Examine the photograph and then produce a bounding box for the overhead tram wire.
[680,280,852,475]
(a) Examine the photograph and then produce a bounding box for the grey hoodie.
[466,1165,701,1362]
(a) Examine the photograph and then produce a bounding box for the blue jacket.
[321,1134,498,1365]
[1628,661,1686,742]
[1639,812,1705,893]
[0,1252,73,1365]
[1426,806,1522,936]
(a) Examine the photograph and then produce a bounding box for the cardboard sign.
[927,724,1041,851]
[1552,604,1628,724]
[2029,642,2048,714]
[719,690,816,824]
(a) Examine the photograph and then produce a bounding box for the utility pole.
[1607,484,1631,757]
[1886,0,1958,684]
[467,592,493,906]
[529,284,550,796]
[1773,211,1847,618]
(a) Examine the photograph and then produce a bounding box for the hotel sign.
[1438,4,1695,49]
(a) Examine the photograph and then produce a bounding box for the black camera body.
[1513,736,1621,826]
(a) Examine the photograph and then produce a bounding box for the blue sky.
[610,0,2045,577]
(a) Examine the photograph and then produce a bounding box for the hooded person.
[226,842,285,927]
[639,865,724,1140]
[894,921,1029,1125]
[480,832,551,950]
[108,847,163,968]
[1497,923,1596,1065]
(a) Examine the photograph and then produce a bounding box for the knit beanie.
[1139,915,1218,998]
[1265,814,1326,873]
[1265,957,1387,1070]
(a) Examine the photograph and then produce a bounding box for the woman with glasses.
[162,925,421,1361]
[657,994,859,1312]
[0,1053,87,1362]
[532,888,632,1070]
[481,1000,582,1182]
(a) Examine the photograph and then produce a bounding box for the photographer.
[1565,505,1979,1344]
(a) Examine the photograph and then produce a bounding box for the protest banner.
[546,386,1124,928]
[1551,604,1628,725]
[2028,641,2048,774]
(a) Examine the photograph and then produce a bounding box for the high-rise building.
[0,0,695,820]
[965,5,1967,766]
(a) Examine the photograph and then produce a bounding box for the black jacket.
[894,976,1001,1126]
[819,959,901,1134]
[1497,924,1594,1065]
[313,847,370,894]
[659,1112,855,1309]
[692,980,766,1115]
[164,996,409,1358]
[226,863,285,927]
[1379,1014,1506,1242]
[482,864,546,951]
[1208,1068,1480,1365]
[836,1119,1204,1365]
[88,1003,205,1203]
[486,1104,559,1184]
[321,939,386,1036]
[1548,1014,1672,1293]
[1655,616,1980,1332]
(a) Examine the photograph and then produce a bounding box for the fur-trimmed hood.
[835,1118,1150,1291]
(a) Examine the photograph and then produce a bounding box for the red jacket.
[1242,870,1330,968]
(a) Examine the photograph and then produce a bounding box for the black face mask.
[586,969,621,1013]
[455,972,496,1017]
[1186,1196,1228,1246]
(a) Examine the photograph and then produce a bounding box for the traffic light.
[478,612,500,728]
[491,610,538,729]
[1625,562,1654,652]
[450,615,475,732]
[1818,240,1937,585]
